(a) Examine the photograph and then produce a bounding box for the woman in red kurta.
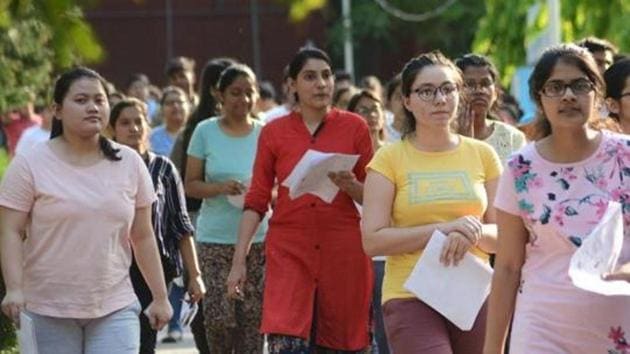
[227,48,374,352]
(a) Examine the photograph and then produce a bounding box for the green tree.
[0,0,105,113]
[474,0,630,84]
[0,19,53,113]
[279,0,485,80]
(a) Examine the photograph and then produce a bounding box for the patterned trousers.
[198,242,265,354]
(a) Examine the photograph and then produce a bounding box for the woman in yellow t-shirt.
[362,51,502,354]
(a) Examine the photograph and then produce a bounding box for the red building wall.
[85,0,327,93]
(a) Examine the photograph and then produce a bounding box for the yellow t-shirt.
[367,136,502,303]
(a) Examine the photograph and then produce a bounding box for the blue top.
[149,125,176,156]
[187,117,268,244]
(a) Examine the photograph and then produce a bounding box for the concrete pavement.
[156,328,199,354]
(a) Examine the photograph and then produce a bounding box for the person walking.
[0,67,172,354]
[362,51,501,354]
[227,48,374,352]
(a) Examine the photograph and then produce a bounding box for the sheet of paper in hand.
[281,149,359,203]
[404,230,493,330]
[226,179,251,209]
[569,201,630,296]
[18,311,38,354]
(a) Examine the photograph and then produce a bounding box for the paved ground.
[155,328,270,354]
[155,328,198,354]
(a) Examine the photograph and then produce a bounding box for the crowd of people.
[0,34,629,354]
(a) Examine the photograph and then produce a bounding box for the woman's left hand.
[187,274,206,303]
[603,262,630,282]
[144,297,173,331]
[328,171,358,192]
[440,231,473,267]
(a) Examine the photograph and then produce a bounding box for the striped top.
[145,152,195,277]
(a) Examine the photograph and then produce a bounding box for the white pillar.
[342,0,354,80]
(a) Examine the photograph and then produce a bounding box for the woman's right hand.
[221,180,247,196]
[1,289,25,327]
[441,216,483,246]
[440,231,473,266]
[226,262,247,299]
[144,297,173,331]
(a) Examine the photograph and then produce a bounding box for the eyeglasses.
[464,79,494,92]
[540,79,594,98]
[356,105,381,116]
[411,83,458,101]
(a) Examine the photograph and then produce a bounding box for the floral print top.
[504,131,630,245]
[494,131,630,354]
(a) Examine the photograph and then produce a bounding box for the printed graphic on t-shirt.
[408,171,475,204]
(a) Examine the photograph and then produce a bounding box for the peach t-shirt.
[0,142,156,318]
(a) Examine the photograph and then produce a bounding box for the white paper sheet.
[226,179,251,209]
[403,230,493,330]
[18,311,38,354]
[569,201,630,295]
[281,149,359,203]
[179,300,199,328]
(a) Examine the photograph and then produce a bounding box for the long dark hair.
[180,58,236,170]
[51,67,121,161]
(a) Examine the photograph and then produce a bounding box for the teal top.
[187,117,268,244]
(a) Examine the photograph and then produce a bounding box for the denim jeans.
[167,281,186,333]
[25,301,141,354]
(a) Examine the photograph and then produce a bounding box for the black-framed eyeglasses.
[464,79,494,91]
[540,78,594,98]
[411,83,458,102]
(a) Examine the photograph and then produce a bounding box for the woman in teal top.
[185,64,268,353]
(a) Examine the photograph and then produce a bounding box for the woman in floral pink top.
[484,44,630,354]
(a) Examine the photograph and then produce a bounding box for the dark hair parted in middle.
[347,90,386,142]
[286,47,332,103]
[400,50,464,137]
[109,97,148,129]
[528,44,604,139]
[455,53,500,83]
[217,64,257,93]
[288,47,332,80]
[347,89,383,113]
[51,67,121,161]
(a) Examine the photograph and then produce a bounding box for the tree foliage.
[474,0,630,84]
[0,19,53,113]
[0,0,104,113]
[280,0,485,80]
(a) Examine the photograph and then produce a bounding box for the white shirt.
[15,126,50,156]
[260,104,291,123]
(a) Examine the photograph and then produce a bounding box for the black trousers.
[130,259,174,354]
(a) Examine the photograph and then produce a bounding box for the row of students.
[2,43,630,354]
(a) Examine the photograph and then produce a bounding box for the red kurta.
[244,109,374,350]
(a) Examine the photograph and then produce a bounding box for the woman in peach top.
[0,67,171,354]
